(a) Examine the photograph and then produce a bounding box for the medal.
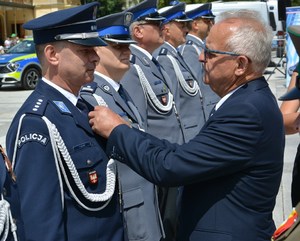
[161,95,167,105]
[88,170,98,185]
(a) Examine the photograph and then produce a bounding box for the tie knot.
[118,85,127,102]
[76,98,89,113]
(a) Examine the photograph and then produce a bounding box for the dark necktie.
[76,98,89,113]
[152,58,163,75]
[118,84,128,103]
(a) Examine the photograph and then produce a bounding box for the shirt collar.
[215,84,244,110]
[94,71,120,92]
[42,77,78,106]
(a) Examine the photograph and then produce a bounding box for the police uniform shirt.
[121,44,185,144]
[179,34,220,120]
[153,41,206,142]
[81,73,165,241]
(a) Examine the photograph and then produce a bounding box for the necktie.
[76,98,89,113]
[152,58,163,75]
[118,84,127,103]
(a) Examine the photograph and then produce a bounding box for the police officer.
[121,0,185,145]
[4,3,124,240]
[179,3,220,118]
[120,1,186,240]
[154,2,206,142]
[79,10,164,241]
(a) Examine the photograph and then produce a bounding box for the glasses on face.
[203,45,240,61]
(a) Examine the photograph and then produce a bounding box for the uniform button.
[86,160,93,166]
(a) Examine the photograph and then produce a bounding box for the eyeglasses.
[203,45,240,61]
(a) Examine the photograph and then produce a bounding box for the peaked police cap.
[127,0,165,22]
[186,3,215,20]
[97,11,136,44]
[23,2,107,46]
[159,2,192,25]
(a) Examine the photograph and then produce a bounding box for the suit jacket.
[153,42,206,142]
[179,34,220,118]
[121,44,185,144]
[106,77,285,241]
[80,74,164,241]
[5,80,124,241]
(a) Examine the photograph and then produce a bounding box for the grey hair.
[218,10,273,73]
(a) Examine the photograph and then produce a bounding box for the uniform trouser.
[158,187,181,241]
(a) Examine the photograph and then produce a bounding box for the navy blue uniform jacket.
[5,80,124,241]
[106,77,285,241]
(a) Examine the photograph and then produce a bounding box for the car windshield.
[7,40,35,54]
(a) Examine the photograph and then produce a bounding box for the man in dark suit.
[79,11,164,241]
[89,10,285,241]
[4,3,125,241]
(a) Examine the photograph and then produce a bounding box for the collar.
[130,44,153,59]
[42,77,77,106]
[94,71,120,92]
[187,33,204,44]
[215,84,245,110]
[165,41,178,52]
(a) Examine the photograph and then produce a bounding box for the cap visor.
[278,87,300,100]
[201,15,215,19]
[104,38,136,44]
[68,37,107,46]
[174,18,193,22]
[144,16,165,21]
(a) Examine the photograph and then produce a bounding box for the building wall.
[0,0,80,44]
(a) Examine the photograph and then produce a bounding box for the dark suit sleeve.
[106,101,263,187]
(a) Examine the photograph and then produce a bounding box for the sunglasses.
[203,45,240,61]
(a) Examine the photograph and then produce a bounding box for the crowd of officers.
[0,0,278,241]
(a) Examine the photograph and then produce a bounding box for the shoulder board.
[26,97,48,116]
[130,54,136,64]
[80,82,100,109]
[159,48,168,55]
[187,40,194,45]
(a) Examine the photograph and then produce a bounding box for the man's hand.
[89,106,130,138]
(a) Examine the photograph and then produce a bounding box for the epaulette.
[187,40,193,45]
[159,48,168,55]
[79,82,100,110]
[130,54,136,64]
[141,57,150,66]
[26,96,48,116]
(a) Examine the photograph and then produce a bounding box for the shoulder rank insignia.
[159,48,168,55]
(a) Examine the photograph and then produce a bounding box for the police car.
[0,38,41,90]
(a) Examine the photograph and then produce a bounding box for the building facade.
[0,0,80,43]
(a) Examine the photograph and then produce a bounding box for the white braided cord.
[42,116,116,211]
[134,64,173,114]
[165,55,200,96]
[0,197,18,241]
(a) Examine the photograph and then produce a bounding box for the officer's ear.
[132,24,144,40]
[44,44,60,66]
